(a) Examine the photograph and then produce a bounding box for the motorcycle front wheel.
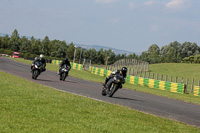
[33,70,39,80]
[108,84,118,97]
[62,72,66,81]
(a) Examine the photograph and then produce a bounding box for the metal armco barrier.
[194,86,200,96]
[51,60,83,71]
[90,66,186,95]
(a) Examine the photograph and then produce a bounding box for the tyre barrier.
[90,66,186,95]
[194,86,200,96]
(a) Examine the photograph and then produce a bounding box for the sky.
[0,0,200,53]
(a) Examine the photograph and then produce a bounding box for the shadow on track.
[61,80,77,83]
[34,79,57,82]
[112,96,144,102]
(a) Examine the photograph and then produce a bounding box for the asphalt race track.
[1,57,200,128]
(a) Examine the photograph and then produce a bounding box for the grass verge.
[0,71,200,132]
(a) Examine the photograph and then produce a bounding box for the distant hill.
[74,43,135,55]
[0,33,137,55]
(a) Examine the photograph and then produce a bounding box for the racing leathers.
[59,59,71,75]
[32,58,46,71]
[104,70,127,89]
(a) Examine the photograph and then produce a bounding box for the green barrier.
[177,83,184,94]
[165,82,171,91]
[126,75,130,83]
[98,68,101,75]
[143,78,149,86]
[134,77,139,85]
[154,80,159,89]
[104,69,108,77]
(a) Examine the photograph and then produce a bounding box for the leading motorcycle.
[31,61,43,80]
[102,74,124,97]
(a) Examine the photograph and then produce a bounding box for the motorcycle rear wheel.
[101,87,107,96]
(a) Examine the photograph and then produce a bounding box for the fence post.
[161,74,163,81]
[140,70,142,77]
[170,76,173,82]
[148,72,150,79]
[184,84,187,94]
[89,60,91,70]
[191,79,194,94]
[186,78,189,93]
[176,76,178,83]
[152,73,154,79]
[166,75,168,82]
[144,71,146,78]
[156,74,159,80]
[181,77,183,84]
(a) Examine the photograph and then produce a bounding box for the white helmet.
[40,54,44,58]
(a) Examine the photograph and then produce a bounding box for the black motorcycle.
[102,74,124,97]
[31,61,43,80]
[60,65,69,81]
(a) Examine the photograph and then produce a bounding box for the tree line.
[140,41,199,64]
[0,29,199,64]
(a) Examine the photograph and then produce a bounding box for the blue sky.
[1,0,200,53]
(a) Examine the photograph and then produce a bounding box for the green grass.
[11,58,200,105]
[149,63,200,79]
[0,71,200,132]
[149,63,200,93]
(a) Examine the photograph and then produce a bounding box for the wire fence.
[82,59,91,71]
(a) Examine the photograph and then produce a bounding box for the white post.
[73,45,77,63]
[79,47,82,64]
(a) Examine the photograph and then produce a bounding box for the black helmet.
[121,67,127,74]
[64,57,68,61]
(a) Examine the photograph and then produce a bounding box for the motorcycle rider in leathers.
[31,54,46,78]
[103,67,128,89]
[58,57,71,76]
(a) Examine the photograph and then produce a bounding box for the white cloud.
[129,2,135,9]
[95,0,120,4]
[166,0,186,9]
[144,1,154,6]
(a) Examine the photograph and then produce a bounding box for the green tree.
[31,39,41,55]
[1,35,10,49]
[9,29,20,51]
[147,44,160,63]
[20,36,31,53]
[166,47,176,63]
[96,48,104,64]
[0,36,2,48]
[66,42,75,60]
[140,51,149,62]
[181,42,199,59]
[41,36,50,56]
